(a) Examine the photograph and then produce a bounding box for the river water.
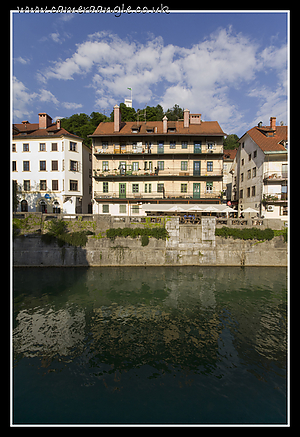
[13,267,287,425]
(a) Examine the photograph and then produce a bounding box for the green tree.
[12,180,20,212]
[165,104,184,121]
[223,134,239,150]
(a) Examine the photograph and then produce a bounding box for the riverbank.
[13,217,287,267]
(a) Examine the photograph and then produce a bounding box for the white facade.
[235,121,288,221]
[12,133,92,213]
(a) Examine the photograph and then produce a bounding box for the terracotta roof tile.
[242,125,288,152]
[90,120,226,136]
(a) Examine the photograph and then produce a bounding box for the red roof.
[223,149,237,160]
[90,120,226,137]
[241,125,288,152]
[13,122,82,140]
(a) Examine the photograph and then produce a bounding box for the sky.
[12,10,289,137]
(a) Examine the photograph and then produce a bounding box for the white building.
[12,113,92,213]
[234,117,288,221]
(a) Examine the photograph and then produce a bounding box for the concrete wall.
[13,217,287,267]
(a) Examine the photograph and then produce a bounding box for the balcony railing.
[93,190,221,200]
[263,192,288,202]
[93,145,223,155]
[263,171,288,181]
[93,169,223,178]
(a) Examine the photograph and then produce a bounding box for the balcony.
[263,171,288,181]
[93,190,221,201]
[93,169,223,179]
[93,144,223,155]
[262,192,288,203]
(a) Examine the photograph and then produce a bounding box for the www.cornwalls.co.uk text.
[16,5,170,16]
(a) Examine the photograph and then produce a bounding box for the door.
[119,183,126,199]
[158,141,164,153]
[193,183,200,199]
[119,161,126,175]
[193,161,201,176]
[194,141,201,153]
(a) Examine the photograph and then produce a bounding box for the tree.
[12,180,20,212]
[165,104,184,121]
[110,103,136,122]
[223,134,239,150]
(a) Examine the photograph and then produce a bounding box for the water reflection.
[13,267,287,424]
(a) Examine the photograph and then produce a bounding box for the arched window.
[21,200,28,212]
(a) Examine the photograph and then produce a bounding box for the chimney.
[270,117,276,131]
[163,115,168,134]
[39,113,52,129]
[184,108,190,128]
[114,104,121,132]
[56,119,61,130]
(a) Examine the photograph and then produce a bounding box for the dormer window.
[168,128,176,133]
[131,125,140,133]
[146,128,154,133]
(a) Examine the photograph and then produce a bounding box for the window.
[247,169,251,179]
[158,141,164,153]
[145,183,152,193]
[206,182,213,193]
[248,153,251,161]
[102,161,109,171]
[194,141,202,153]
[181,141,188,149]
[102,204,109,213]
[70,160,78,172]
[241,173,244,182]
[133,162,139,172]
[102,142,108,150]
[52,160,58,171]
[157,183,164,193]
[170,141,176,149]
[252,186,256,196]
[252,167,256,177]
[70,180,78,191]
[253,150,257,158]
[181,183,187,193]
[207,142,215,150]
[23,144,29,152]
[181,161,188,171]
[23,180,30,191]
[103,182,108,193]
[207,161,213,172]
[132,183,139,193]
[12,161,16,171]
[119,204,126,214]
[132,205,139,214]
[51,143,58,151]
[39,143,46,151]
[23,161,30,171]
[52,180,58,191]
[239,189,243,199]
[40,180,47,191]
[247,187,250,197]
[242,142,244,148]
[157,161,164,170]
[12,144,16,152]
[39,161,46,171]
[70,142,77,151]
[241,158,244,165]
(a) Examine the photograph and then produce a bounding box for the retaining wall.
[13,217,287,267]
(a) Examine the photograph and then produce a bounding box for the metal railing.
[263,171,288,180]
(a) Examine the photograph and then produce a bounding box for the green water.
[13,267,287,424]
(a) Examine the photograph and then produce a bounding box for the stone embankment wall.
[13,217,287,267]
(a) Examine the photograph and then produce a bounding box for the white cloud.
[12,76,38,119]
[27,27,288,132]
[39,89,59,105]
[62,102,83,110]
[15,56,30,65]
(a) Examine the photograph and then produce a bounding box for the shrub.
[215,227,274,241]
[141,235,150,246]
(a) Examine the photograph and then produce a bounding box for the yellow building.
[90,105,226,215]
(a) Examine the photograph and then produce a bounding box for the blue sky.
[12,10,288,136]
